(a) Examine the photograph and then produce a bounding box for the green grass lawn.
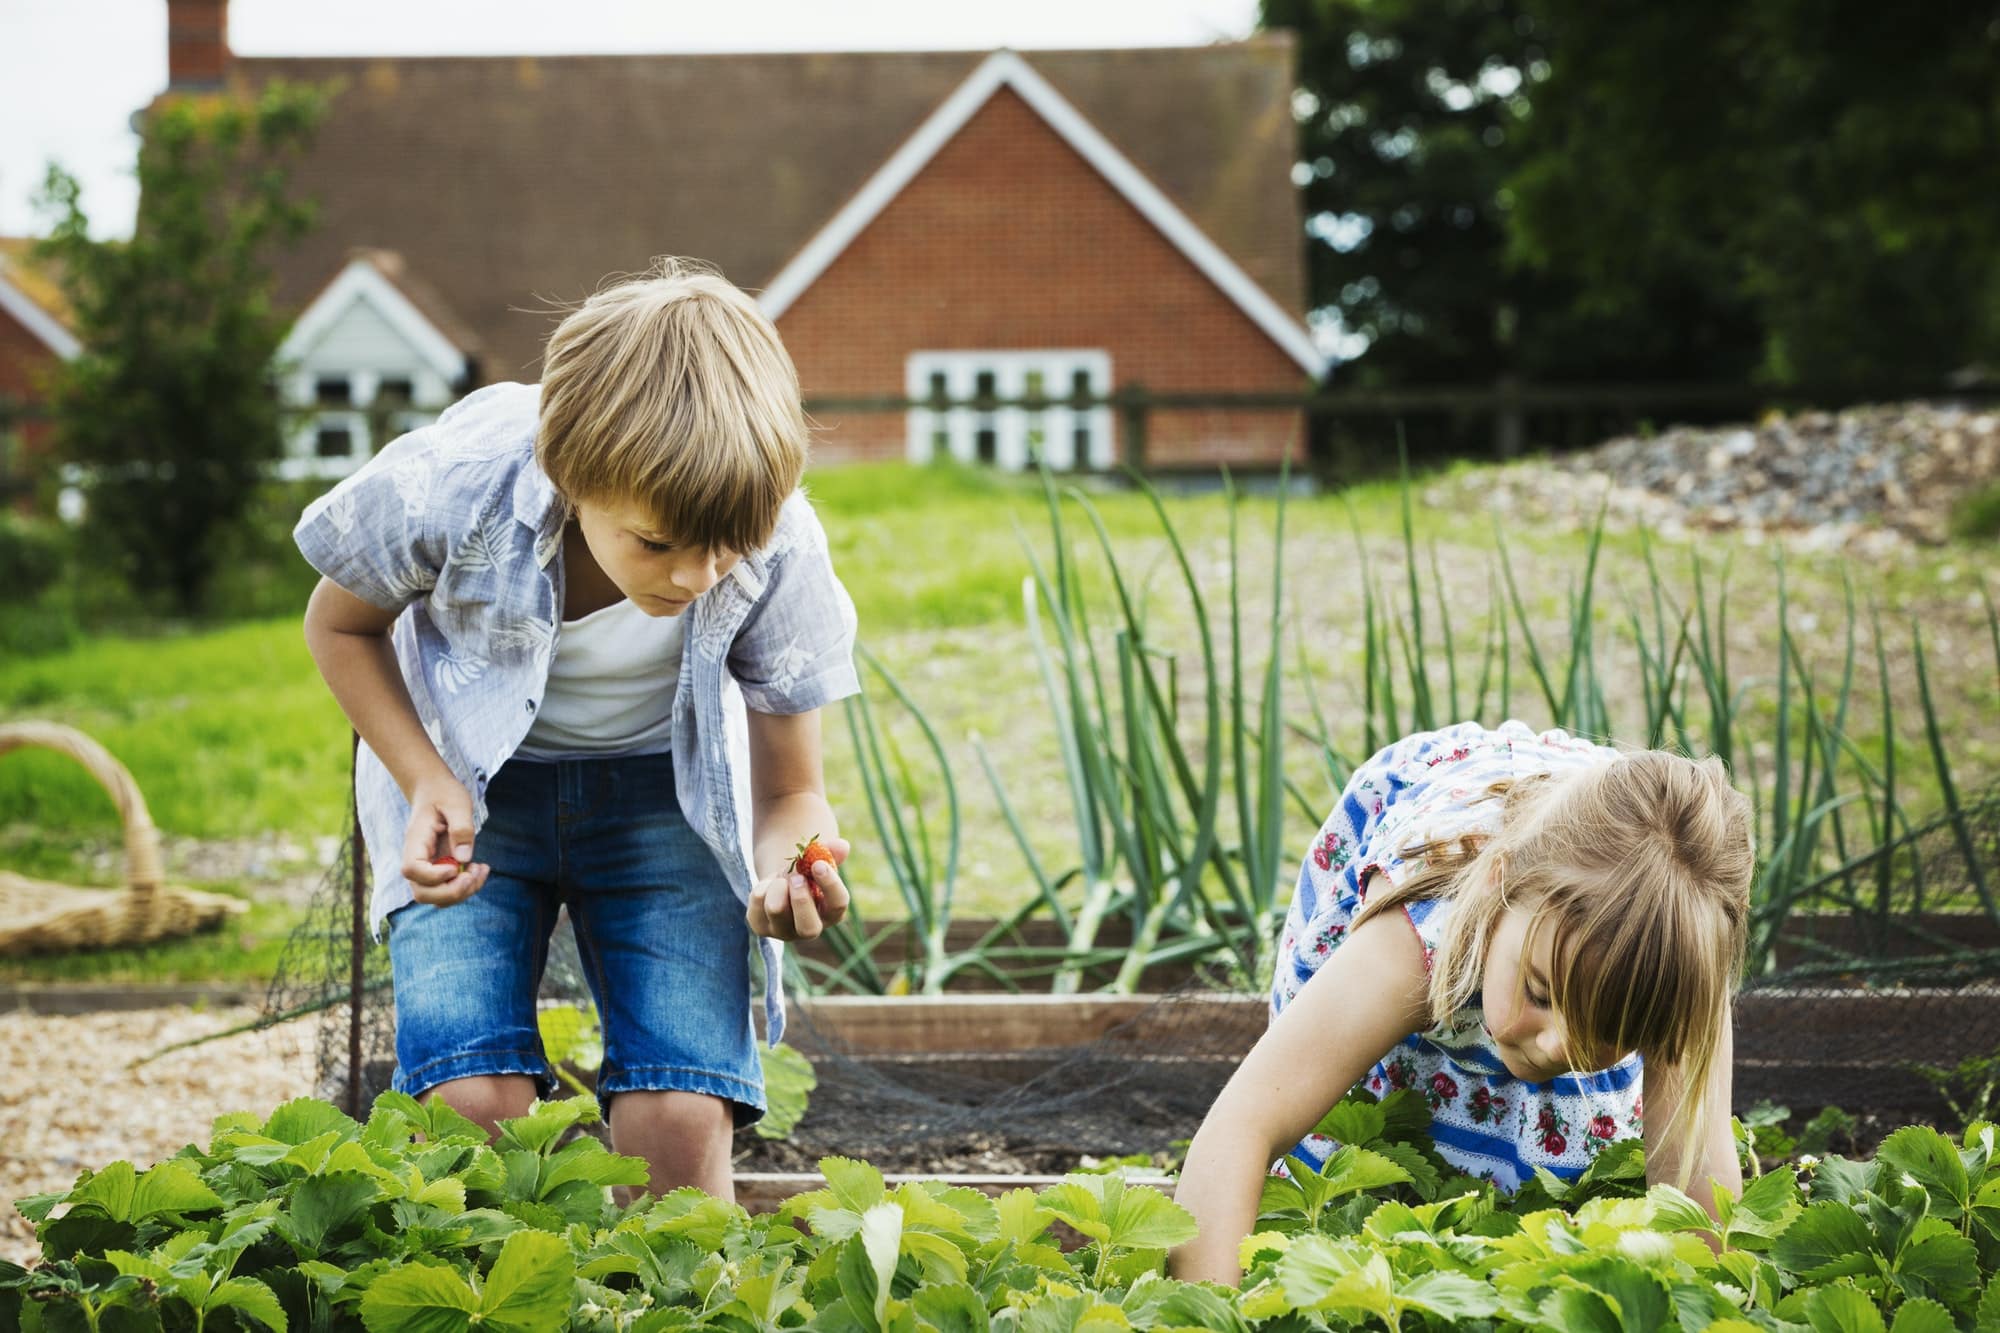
[3,456,1995,986]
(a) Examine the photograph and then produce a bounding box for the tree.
[1506,0,2000,387]
[37,81,325,614]
[1262,0,1763,394]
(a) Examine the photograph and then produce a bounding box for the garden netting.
[264,780,2000,1170]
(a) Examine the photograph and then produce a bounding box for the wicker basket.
[0,720,247,956]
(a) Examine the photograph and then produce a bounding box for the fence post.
[347,729,367,1118]
[1494,373,1525,459]
[1117,383,1149,474]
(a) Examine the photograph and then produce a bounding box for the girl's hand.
[401,774,490,906]
[748,835,851,941]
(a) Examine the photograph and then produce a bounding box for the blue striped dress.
[1273,720,1644,1188]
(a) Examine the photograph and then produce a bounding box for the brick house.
[161,0,1323,477]
[0,239,78,504]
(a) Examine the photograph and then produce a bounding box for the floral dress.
[1273,720,1644,1189]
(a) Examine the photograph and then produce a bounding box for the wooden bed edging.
[776,987,2000,1116]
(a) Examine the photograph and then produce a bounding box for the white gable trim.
[280,257,468,383]
[757,50,1327,378]
[0,265,80,360]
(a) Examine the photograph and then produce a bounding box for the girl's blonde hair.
[1355,748,1753,1184]
[537,257,807,554]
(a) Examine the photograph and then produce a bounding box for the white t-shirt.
[515,598,684,758]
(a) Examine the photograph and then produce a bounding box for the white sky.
[0,0,1262,239]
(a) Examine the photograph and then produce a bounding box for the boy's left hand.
[749,835,852,941]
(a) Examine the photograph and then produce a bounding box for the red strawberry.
[431,855,460,874]
[789,836,836,908]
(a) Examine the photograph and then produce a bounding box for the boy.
[294,258,858,1201]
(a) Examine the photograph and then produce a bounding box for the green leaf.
[1376,1089,1435,1144]
[11,1190,63,1224]
[290,1172,381,1250]
[1644,1184,1717,1235]
[1036,1175,1197,1251]
[995,1188,1056,1247]
[1889,1297,1960,1333]
[414,1097,490,1145]
[1324,1145,1416,1197]
[1812,1156,1880,1205]
[264,1097,361,1147]
[1567,1256,1672,1332]
[1803,1284,1886,1333]
[538,1139,649,1195]
[359,1261,478,1333]
[1536,1286,1624,1333]
[1893,1228,1980,1309]
[1312,1098,1385,1147]
[755,1043,817,1140]
[72,1159,223,1225]
[1255,1172,1306,1218]
[1727,1166,1804,1243]
[404,1174,467,1214]
[209,1276,287,1332]
[1398,1269,1500,1322]
[902,1230,970,1285]
[820,1157,888,1214]
[494,1098,597,1155]
[1371,1139,1444,1200]
[910,1281,990,1333]
[1774,1201,1880,1281]
[859,1202,904,1327]
[66,1161,137,1218]
[1878,1126,1972,1218]
[478,1230,574,1333]
[1119,1274,1249,1333]
[1275,1236,1396,1324]
[1977,1278,2000,1333]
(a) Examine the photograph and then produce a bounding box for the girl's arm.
[1642,1010,1741,1216]
[744,707,851,941]
[1169,909,1431,1286]
[303,577,486,904]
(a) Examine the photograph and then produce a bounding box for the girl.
[1170,720,1753,1285]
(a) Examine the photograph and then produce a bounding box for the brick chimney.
[167,0,230,91]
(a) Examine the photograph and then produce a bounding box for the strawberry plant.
[7,1089,2000,1331]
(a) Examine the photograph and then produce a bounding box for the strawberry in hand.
[789,835,837,909]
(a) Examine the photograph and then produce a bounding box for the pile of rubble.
[1482,401,1999,549]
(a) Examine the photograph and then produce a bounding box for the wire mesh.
[263,778,2000,1168]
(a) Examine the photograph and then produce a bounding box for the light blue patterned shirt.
[293,381,860,1042]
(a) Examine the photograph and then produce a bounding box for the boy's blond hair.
[1355,748,1753,1186]
[538,257,807,554]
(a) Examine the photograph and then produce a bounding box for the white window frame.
[905,350,1113,471]
[278,366,454,480]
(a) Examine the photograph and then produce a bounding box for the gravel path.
[1,1005,320,1266]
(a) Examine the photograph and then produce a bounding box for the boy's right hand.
[402,776,490,906]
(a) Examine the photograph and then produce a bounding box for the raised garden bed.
[718,978,2000,1213]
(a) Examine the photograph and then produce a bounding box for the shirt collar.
[512,454,566,568]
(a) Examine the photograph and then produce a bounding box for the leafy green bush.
[1951,480,2000,541]
[0,513,66,605]
[0,594,81,657]
[8,1091,1998,1331]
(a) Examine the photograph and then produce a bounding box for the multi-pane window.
[283,368,458,479]
[905,351,1113,471]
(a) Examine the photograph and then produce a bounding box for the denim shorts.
[385,751,764,1125]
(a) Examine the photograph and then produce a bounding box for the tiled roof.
[226,40,1305,379]
[0,238,74,330]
